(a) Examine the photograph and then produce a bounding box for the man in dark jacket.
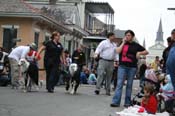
[162,37,172,73]
[72,45,86,70]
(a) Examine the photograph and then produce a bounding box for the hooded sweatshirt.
[161,75,174,97]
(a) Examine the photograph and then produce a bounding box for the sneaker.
[106,92,111,96]
[48,89,54,93]
[23,89,27,93]
[124,104,131,108]
[94,90,100,95]
[35,86,39,91]
[110,103,120,107]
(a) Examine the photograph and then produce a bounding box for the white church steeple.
[155,19,164,45]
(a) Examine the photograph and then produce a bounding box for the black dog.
[25,62,39,92]
[65,63,80,94]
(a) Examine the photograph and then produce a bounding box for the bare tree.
[49,0,57,5]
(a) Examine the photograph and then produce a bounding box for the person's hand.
[122,37,127,43]
[136,52,141,59]
[114,61,118,67]
[18,58,26,66]
[74,57,79,60]
[63,60,67,65]
[94,54,99,60]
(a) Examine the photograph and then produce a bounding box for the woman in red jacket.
[141,84,158,114]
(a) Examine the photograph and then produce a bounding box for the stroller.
[156,75,175,113]
[157,90,175,114]
[132,69,161,106]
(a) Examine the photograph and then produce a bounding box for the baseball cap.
[29,43,37,50]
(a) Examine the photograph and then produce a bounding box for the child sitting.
[160,75,174,99]
[141,84,158,114]
[159,75,174,113]
[88,69,97,85]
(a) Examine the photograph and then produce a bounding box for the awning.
[66,24,89,37]
[83,36,107,40]
[85,2,114,14]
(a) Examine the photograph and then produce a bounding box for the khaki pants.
[9,58,19,87]
[96,59,114,94]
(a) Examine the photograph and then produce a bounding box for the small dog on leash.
[65,63,80,94]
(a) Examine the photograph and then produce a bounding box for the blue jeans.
[166,46,175,91]
[112,66,137,105]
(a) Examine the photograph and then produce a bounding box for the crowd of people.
[0,29,175,114]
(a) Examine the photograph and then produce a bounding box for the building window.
[34,32,39,50]
[45,32,51,42]
[45,36,50,42]
[3,28,17,52]
[68,40,71,53]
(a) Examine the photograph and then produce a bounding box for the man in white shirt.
[8,43,37,88]
[94,32,117,95]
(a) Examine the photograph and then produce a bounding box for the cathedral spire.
[155,19,164,44]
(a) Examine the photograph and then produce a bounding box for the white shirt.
[95,39,117,60]
[8,46,30,62]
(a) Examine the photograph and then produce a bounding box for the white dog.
[18,59,30,91]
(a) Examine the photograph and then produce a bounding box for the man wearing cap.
[166,29,175,90]
[8,43,37,88]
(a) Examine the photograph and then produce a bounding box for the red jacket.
[141,95,158,114]
[27,50,41,61]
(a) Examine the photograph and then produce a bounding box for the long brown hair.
[142,84,155,104]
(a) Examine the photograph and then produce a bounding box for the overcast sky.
[93,0,175,49]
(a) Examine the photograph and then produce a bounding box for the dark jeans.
[166,46,175,91]
[45,64,60,91]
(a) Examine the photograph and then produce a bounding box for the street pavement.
[0,80,140,116]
